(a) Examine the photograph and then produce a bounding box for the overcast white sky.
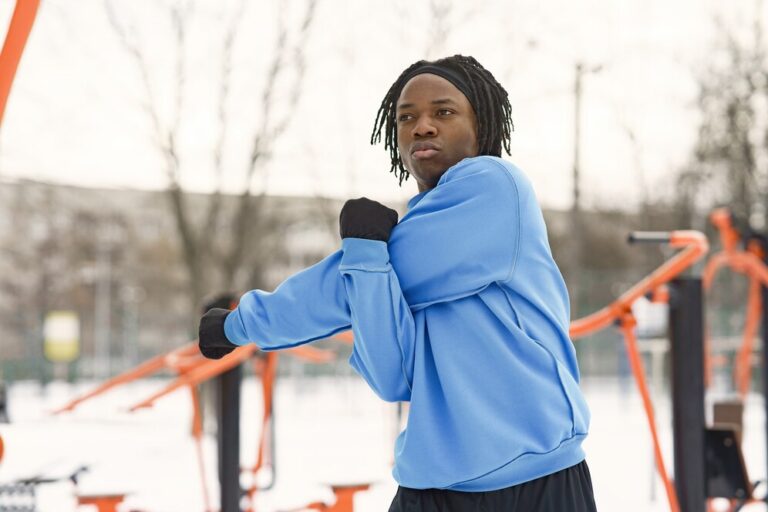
[0,0,764,210]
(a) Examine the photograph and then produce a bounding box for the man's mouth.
[413,148,439,159]
[411,143,440,160]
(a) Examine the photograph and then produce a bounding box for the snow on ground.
[0,375,765,512]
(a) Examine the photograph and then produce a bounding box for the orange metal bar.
[0,0,40,126]
[76,494,125,512]
[50,319,341,511]
[244,352,279,512]
[704,325,714,389]
[56,341,336,414]
[52,343,200,414]
[128,345,257,411]
[253,353,277,476]
[735,278,761,398]
[730,252,768,287]
[326,484,371,512]
[566,231,707,512]
[292,484,371,512]
[0,434,4,464]
[189,385,212,512]
[702,208,768,398]
[703,210,768,290]
[619,314,681,512]
[710,208,742,253]
[570,231,709,339]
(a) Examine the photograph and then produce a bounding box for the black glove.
[339,197,399,242]
[198,308,238,359]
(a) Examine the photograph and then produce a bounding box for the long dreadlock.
[371,55,514,186]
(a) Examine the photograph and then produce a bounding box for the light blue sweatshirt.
[224,155,590,491]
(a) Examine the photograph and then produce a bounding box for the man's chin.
[413,162,450,183]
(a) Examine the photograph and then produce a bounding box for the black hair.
[370,54,514,186]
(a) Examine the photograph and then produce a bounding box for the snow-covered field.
[0,375,765,512]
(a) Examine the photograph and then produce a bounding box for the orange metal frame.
[0,0,40,126]
[703,208,768,398]
[570,230,709,512]
[76,494,125,512]
[1,2,368,509]
[54,339,335,512]
[51,224,768,512]
[0,0,38,497]
[55,230,710,512]
[301,484,371,512]
[701,208,768,511]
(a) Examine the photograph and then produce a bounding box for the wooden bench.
[77,493,127,512]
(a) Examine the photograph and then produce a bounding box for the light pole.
[570,61,602,317]
[572,61,603,214]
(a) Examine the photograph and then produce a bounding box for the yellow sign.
[44,311,80,363]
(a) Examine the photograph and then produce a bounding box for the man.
[199,55,597,511]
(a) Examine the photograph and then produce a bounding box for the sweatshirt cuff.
[223,308,250,346]
[339,238,391,272]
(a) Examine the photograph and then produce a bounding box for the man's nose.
[413,115,437,137]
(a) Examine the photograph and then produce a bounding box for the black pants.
[388,460,597,511]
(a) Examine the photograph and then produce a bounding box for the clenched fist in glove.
[339,197,399,242]
[198,308,238,359]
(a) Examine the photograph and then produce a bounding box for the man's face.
[396,73,479,193]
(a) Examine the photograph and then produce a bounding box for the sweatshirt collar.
[406,157,477,210]
[407,189,430,210]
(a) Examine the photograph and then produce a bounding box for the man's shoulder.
[439,156,531,192]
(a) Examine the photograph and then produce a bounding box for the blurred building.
[0,179,369,381]
[0,179,728,382]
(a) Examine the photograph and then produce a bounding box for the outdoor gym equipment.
[701,207,768,511]
[570,230,708,512]
[0,2,44,509]
[54,338,333,512]
[703,208,768,398]
[0,0,39,126]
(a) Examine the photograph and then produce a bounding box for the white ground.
[0,375,765,512]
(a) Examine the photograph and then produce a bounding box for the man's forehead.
[397,74,468,108]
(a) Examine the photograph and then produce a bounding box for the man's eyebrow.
[396,98,459,110]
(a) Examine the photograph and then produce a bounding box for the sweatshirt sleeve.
[388,157,522,311]
[224,157,520,352]
[224,250,351,349]
[338,237,414,402]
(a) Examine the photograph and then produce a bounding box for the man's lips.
[413,149,439,159]
[411,143,440,160]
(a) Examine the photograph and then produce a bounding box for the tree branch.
[204,0,246,249]
[222,0,318,287]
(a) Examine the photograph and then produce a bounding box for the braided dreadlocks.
[371,55,514,186]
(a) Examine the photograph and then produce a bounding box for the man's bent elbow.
[373,382,411,402]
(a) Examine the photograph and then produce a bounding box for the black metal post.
[218,363,242,512]
[669,277,706,512]
[0,381,8,423]
[203,293,242,512]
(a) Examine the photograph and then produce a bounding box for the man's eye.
[437,109,454,116]
[398,114,413,122]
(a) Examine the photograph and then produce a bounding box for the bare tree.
[678,13,768,228]
[104,0,319,323]
[424,0,482,59]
